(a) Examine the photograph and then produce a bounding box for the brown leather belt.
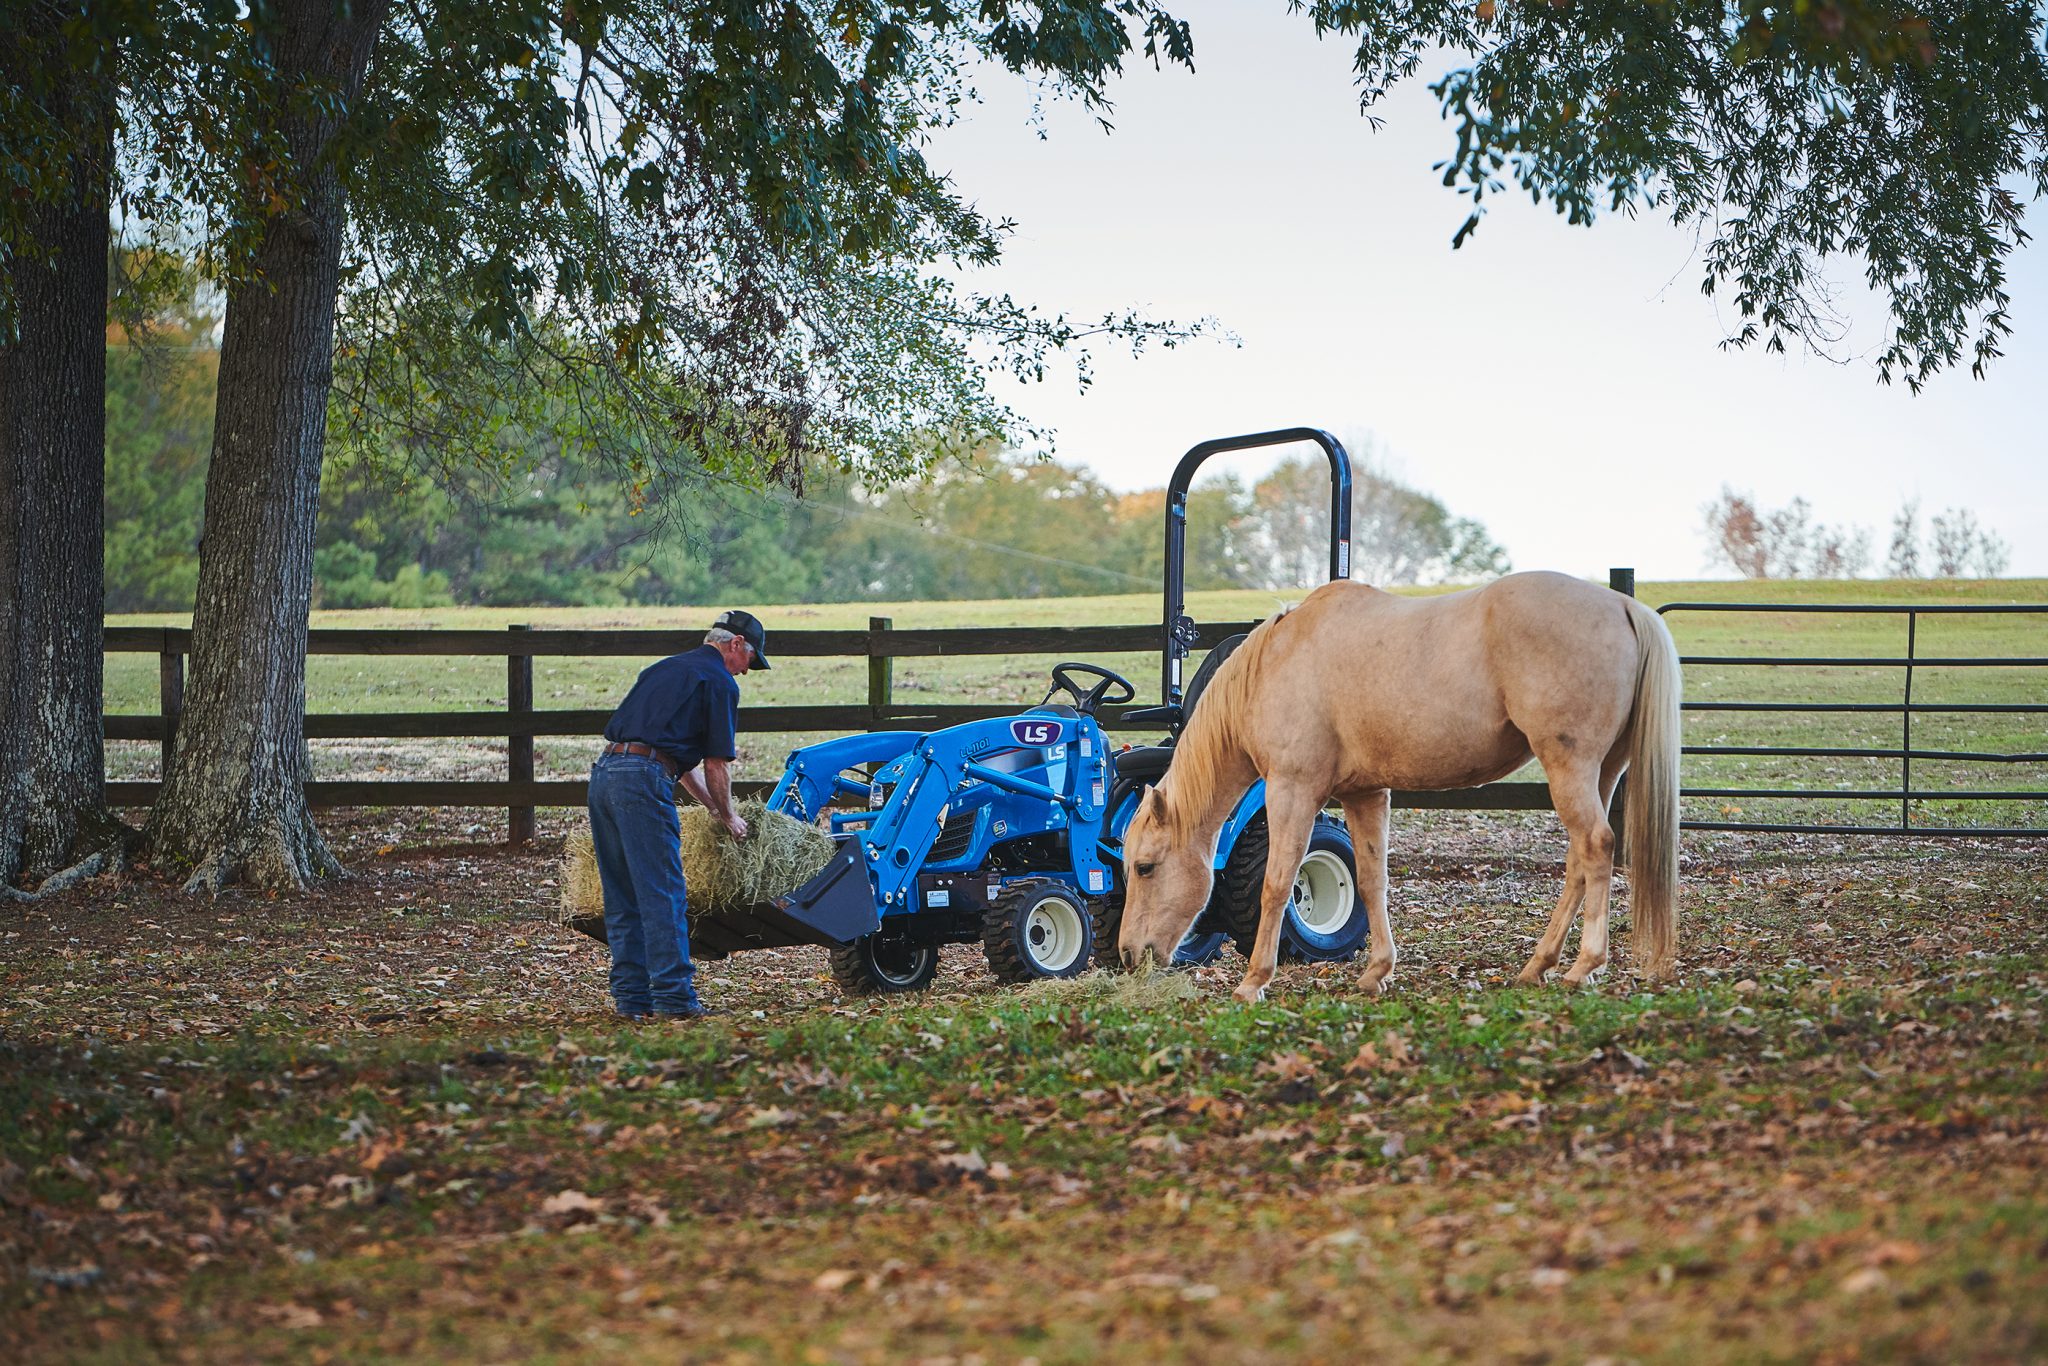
[602,740,680,778]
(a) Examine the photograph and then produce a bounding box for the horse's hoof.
[1233,982,1267,1004]
[1559,974,1586,992]
[1515,967,1547,987]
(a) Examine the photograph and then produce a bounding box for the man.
[587,609,769,1019]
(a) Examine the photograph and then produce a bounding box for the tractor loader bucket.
[564,840,881,957]
[685,840,881,960]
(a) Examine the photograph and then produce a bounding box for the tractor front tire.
[984,879,1095,984]
[829,934,940,995]
[1215,813,1369,964]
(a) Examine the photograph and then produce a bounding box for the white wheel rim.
[1292,849,1357,935]
[1023,895,1086,973]
[873,943,933,986]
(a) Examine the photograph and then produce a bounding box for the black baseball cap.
[714,609,772,669]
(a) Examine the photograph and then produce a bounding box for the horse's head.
[1117,785,1214,970]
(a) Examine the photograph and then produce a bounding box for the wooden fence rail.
[105,618,1553,842]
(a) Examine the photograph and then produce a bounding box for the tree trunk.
[0,29,121,891]
[143,0,387,893]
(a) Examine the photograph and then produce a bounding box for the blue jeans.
[587,752,700,1015]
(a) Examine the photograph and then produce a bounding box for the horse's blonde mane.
[1157,606,1289,838]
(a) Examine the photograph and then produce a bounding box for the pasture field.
[104,576,2047,832]
[16,576,2035,1360]
[3,808,2044,1361]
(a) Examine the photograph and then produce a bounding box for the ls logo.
[1009,718,1062,747]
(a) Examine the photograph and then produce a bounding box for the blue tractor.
[685,429,1374,994]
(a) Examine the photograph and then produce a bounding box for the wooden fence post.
[508,624,535,845]
[1609,567,1634,864]
[158,643,184,778]
[867,616,893,723]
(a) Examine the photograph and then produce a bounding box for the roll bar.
[1159,428,1352,706]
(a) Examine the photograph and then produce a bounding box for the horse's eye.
[1135,862,1155,877]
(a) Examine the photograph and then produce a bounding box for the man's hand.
[699,757,747,840]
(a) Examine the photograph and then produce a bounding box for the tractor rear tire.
[1215,813,1368,964]
[1090,899,1124,971]
[829,934,940,995]
[984,879,1095,983]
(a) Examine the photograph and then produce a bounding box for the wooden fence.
[103,616,1555,842]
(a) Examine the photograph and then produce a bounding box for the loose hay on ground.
[560,799,837,934]
[1026,968,1198,1007]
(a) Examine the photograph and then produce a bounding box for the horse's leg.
[1554,765,1619,989]
[1233,783,1320,1005]
[1341,788,1396,994]
[1516,758,1615,987]
[1517,849,1584,986]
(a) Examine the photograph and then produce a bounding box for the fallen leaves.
[1865,1239,1925,1267]
[1130,1132,1187,1156]
[1105,1271,1222,1303]
[539,1190,606,1223]
[1343,1031,1412,1076]
[252,1302,324,1330]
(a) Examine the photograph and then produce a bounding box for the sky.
[925,0,2048,582]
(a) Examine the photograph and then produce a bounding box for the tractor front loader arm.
[857,713,1117,914]
[765,732,926,822]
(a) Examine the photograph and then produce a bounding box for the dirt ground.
[7,806,2041,1031]
[4,808,2045,1362]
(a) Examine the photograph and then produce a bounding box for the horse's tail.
[1622,597,1681,980]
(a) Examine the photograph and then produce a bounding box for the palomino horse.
[1117,571,1680,1000]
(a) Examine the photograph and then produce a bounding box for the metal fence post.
[1609,568,1634,864]
[508,624,535,845]
[158,643,184,778]
[1901,612,1917,833]
[868,616,893,723]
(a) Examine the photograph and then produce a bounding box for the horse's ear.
[1137,784,1166,820]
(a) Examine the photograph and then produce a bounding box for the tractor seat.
[1112,745,1173,784]
[1108,634,1251,804]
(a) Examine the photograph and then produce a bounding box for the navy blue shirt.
[603,645,740,771]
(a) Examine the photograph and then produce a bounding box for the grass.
[4,812,2045,1362]
[104,577,2048,831]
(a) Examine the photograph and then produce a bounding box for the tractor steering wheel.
[1049,662,1136,716]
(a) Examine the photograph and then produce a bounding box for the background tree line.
[109,329,1509,609]
[1702,486,2012,579]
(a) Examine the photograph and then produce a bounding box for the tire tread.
[983,878,1094,983]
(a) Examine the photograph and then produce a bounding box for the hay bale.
[560,830,608,941]
[676,799,837,914]
[560,800,836,943]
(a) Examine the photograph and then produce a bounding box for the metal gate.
[1657,601,2047,837]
